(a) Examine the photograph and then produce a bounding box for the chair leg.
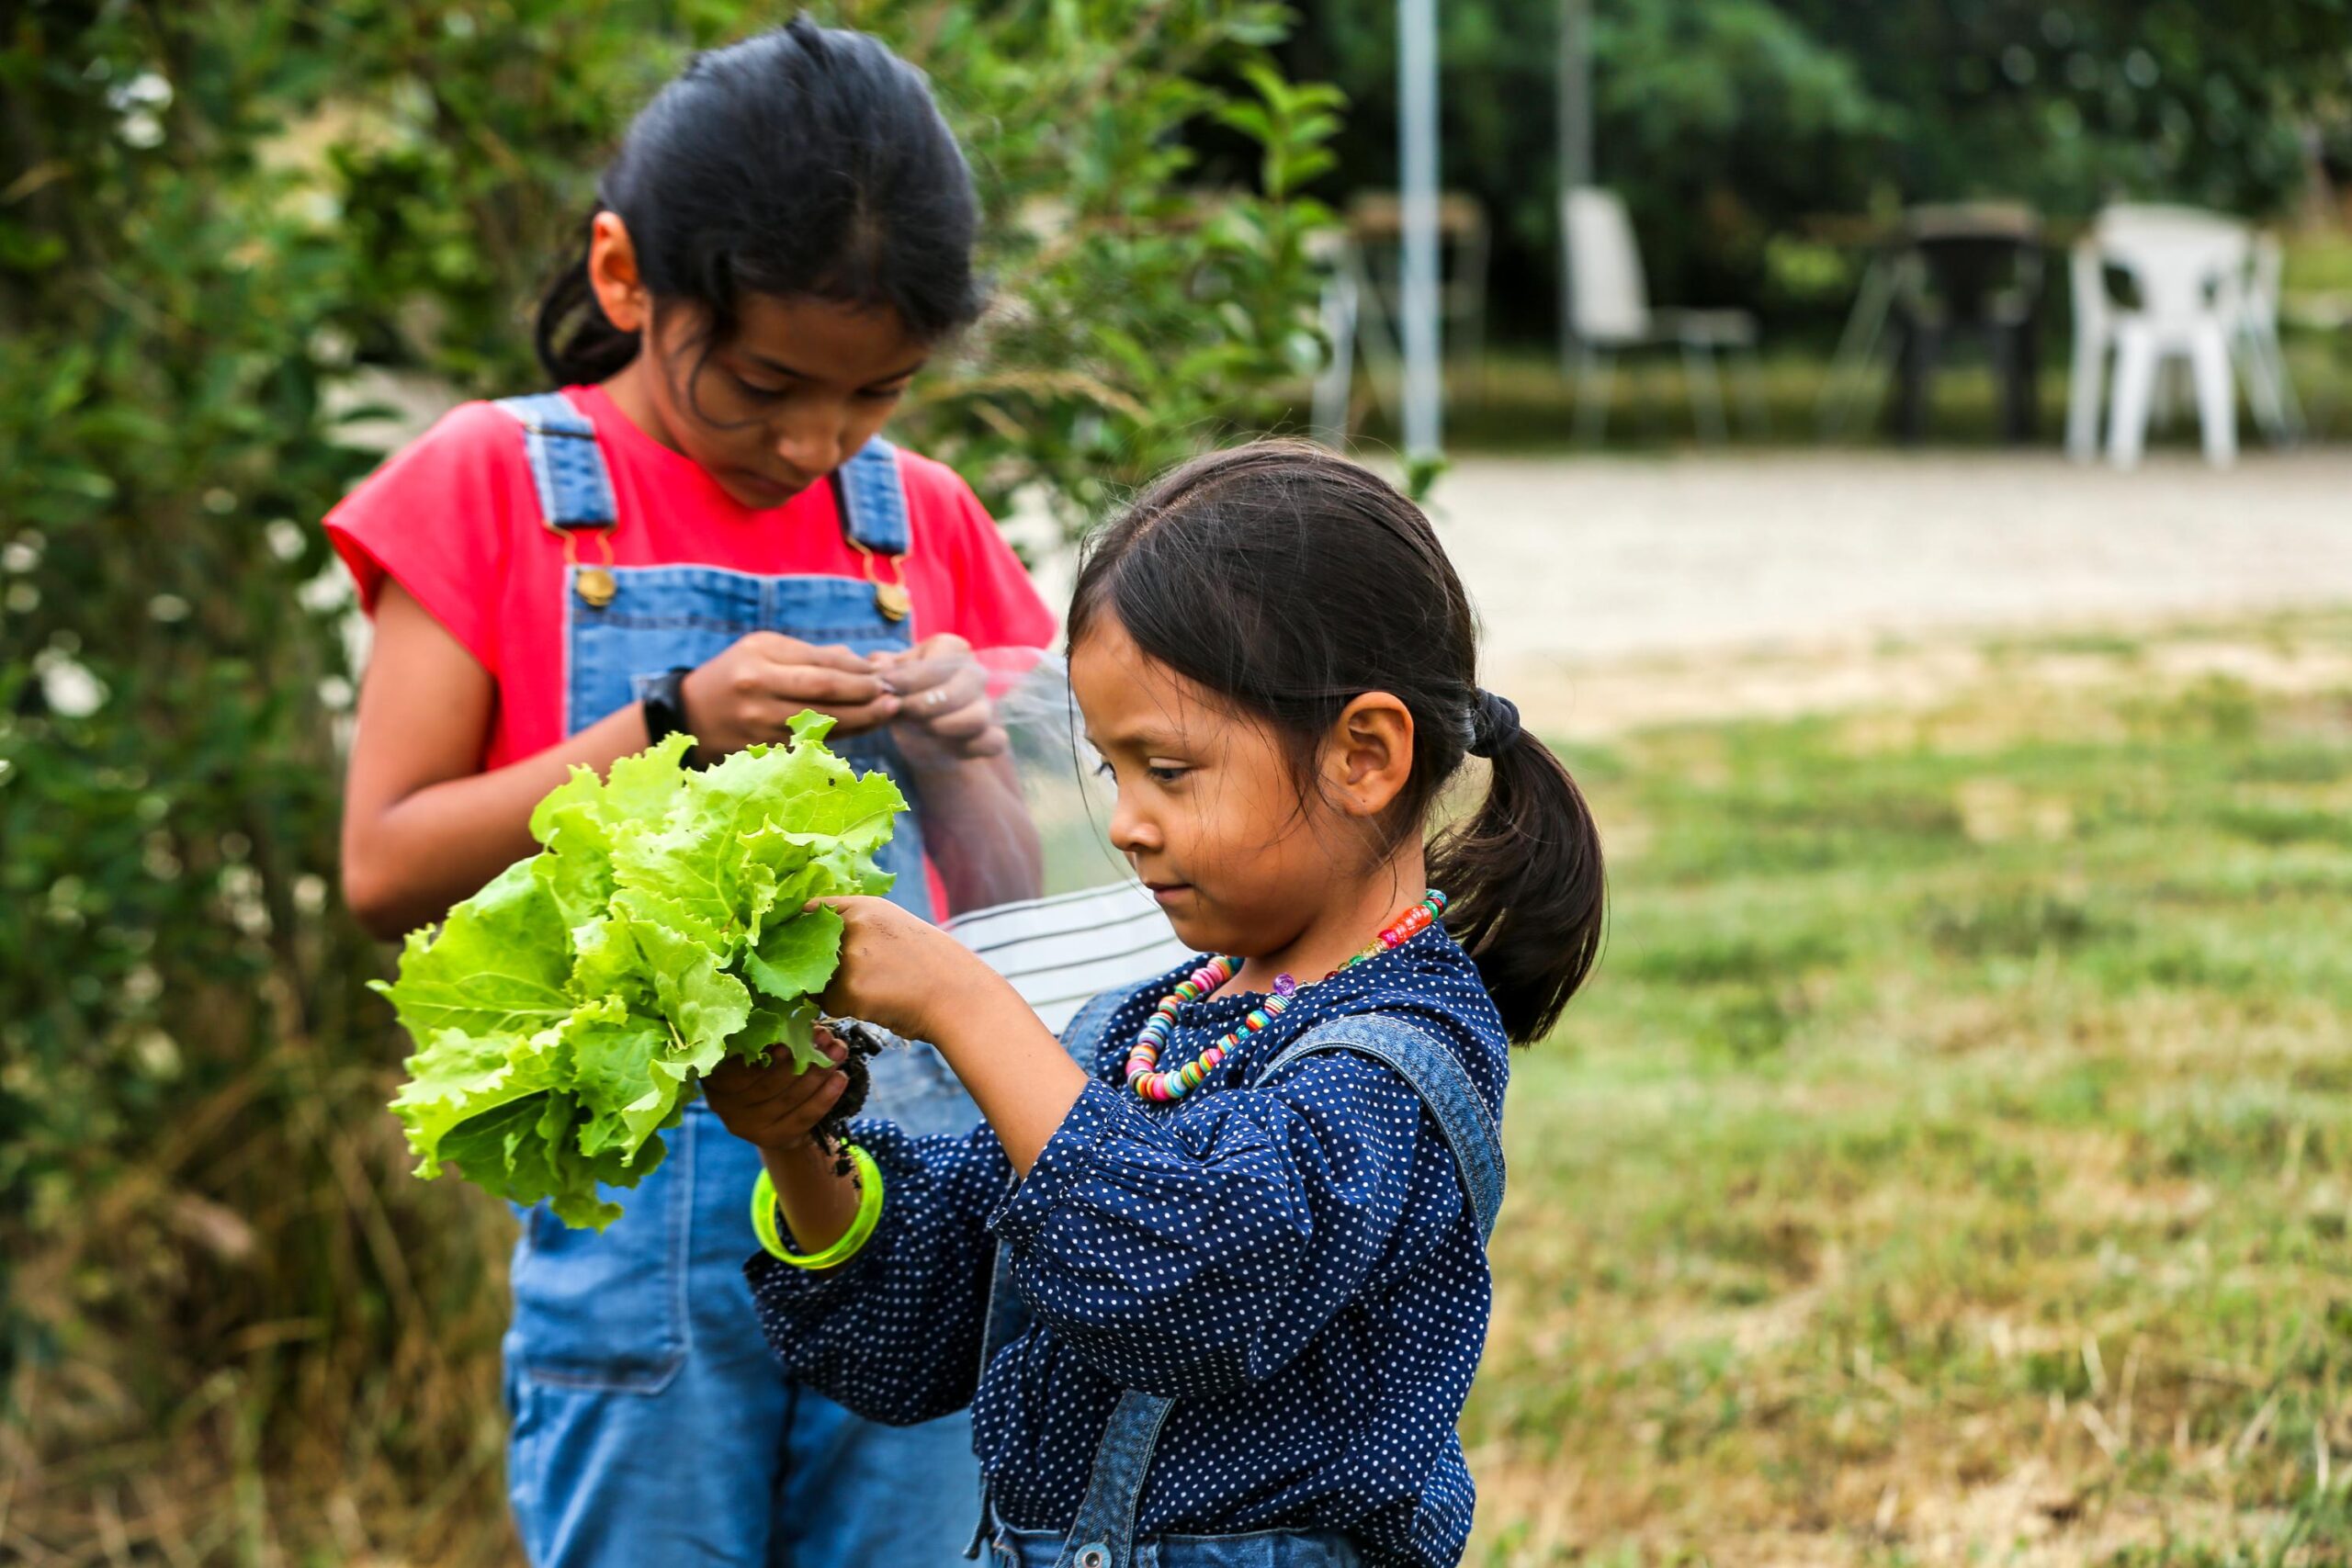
[1574,344,1615,446]
[1736,344,1770,436]
[2065,328,2105,463]
[2240,325,2303,446]
[2007,318,2041,444]
[1892,318,1936,445]
[2188,325,2237,468]
[1681,340,1728,445]
[2108,331,2157,468]
[2268,329,2307,441]
[2237,330,2285,445]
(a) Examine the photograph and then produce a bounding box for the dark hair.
[535,15,982,385]
[1067,441,1606,1045]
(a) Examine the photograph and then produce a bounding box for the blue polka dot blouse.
[745,923,1510,1568]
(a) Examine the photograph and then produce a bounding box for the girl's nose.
[772,412,848,480]
[1107,792,1159,856]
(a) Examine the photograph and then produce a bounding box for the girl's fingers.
[751,665,890,706]
[751,694,898,737]
[922,700,993,741]
[741,633,875,673]
[780,1069,850,1137]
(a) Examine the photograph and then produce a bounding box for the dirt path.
[1420,449,2352,735]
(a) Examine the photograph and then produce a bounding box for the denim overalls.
[492,392,985,1567]
[975,996,1508,1568]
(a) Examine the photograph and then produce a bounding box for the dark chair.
[1885,203,2045,444]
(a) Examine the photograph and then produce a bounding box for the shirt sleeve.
[743,1114,1015,1427]
[988,1057,1468,1400]
[931,470,1058,652]
[322,400,524,671]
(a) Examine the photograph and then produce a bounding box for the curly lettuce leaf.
[380,716,902,1230]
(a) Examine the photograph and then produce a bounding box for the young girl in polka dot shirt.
[704,441,1607,1568]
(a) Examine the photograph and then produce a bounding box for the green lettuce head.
[376,714,901,1228]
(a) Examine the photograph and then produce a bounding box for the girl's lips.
[733,468,805,505]
[1144,882,1190,906]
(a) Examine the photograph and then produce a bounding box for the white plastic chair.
[1563,186,1761,444]
[2066,205,2257,468]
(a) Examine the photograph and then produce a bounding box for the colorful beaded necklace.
[1124,889,1448,1102]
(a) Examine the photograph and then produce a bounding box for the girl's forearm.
[762,1137,867,1258]
[343,702,651,936]
[903,754,1044,914]
[927,967,1091,1175]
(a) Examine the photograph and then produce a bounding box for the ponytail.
[1429,724,1606,1044]
[534,212,643,386]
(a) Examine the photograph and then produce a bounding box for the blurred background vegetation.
[1286,0,2352,335]
[1287,0,2352,448]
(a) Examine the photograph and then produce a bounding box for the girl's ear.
[1323,692,1415,818]
[587,212,650,335]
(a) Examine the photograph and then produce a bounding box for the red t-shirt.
[325,385,1057,770]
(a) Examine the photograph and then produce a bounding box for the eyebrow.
[740,349,930,388]
[1085,728,1188,755]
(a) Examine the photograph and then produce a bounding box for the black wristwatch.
[642,666,696,752]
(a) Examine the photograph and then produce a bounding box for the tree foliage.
[1287,0,2351,328]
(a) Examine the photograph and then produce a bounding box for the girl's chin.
[1155,901,1216,951]
[1157,905,1254,964]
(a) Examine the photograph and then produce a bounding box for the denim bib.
[492,392,976,1393]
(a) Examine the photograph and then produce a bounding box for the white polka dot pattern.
[745,927,1509,1568]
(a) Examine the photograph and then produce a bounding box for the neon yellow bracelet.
[752,1145,883,1269]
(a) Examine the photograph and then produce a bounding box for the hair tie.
[1468,689,1521,758]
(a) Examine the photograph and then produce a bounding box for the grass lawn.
[1466,621,2352,1564]
[22,624,2346,1568]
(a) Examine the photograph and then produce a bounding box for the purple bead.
[1273,974,1298,998]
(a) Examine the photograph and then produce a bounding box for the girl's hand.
[682,633,902,756]
[878,635,1008,770]
[817,895,989,1043]
[701,1031,852,1154]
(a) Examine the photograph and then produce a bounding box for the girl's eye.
[1093,756,1184,785]
[732,374,789,400]
[858,384,910,404]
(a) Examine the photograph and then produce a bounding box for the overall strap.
[1023,1016,1504,1568]
[1052,1391,1177,1568]
[1260,1015,1506,1241]
[968,987,1136,1561]
[492,393,617,532]
[830,435,912,553]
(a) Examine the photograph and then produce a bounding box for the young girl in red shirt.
[327,18,1051,1566]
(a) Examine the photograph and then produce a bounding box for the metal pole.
[1557,0,1591,373]
[1558,0,1591,187]
[1398,0,1442,459]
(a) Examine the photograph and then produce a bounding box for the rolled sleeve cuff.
[741,1213,888,1324]
[989,1078,1136,1250]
